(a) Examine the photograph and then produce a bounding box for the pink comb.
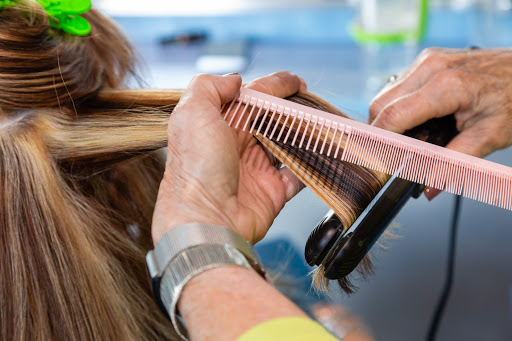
[222,88,512,211]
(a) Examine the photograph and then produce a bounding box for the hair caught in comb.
[250,91,389,292]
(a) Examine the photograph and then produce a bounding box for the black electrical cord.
[426,195,462,341]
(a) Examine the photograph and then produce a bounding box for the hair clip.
[0,0,92,36]
[0,0,16,9]
[36,0,92,36]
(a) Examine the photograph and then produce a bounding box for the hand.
[369,48,512,198]
[152,72,306,245]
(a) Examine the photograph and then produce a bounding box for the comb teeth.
[222,88,512,211]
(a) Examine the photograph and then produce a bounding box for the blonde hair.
[0,3,178,340]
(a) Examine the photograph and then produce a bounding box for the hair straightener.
[305,115,458,280]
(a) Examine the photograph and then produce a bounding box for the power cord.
[426,195,462,341]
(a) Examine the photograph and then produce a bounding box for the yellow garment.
[237,317,341,341]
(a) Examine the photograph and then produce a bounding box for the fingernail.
[223,72,239,76]
[424,187,441,201]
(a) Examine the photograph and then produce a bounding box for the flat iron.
[305,115,458,280]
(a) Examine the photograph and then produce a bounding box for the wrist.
[152,201,238,245]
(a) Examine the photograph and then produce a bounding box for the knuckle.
[271,72,292,90]
[250,81,272,95]
[419,47,435,58]
[188,74,215,94]
[417,48,452,72]
[189,73,224,103]
[434,70,472,109]
[271,71,301,93]
[378,103,403,129]
[418,47,436,63]
[434,69,461,86]
[419,47,444,59]
[247,71,301,97]
[191,73,215,85]
[423,53,447,70]
[453,112,469,131]
[369,98,384,121]
[272,70,294,79]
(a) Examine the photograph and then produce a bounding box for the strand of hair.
[234,97,251,129]
[275,108,290,142]
[325,122,337,157]
[291,112,304,147]
[319,120,331,155]
[255,104,271,136]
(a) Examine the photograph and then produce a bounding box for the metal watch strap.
[146,223,266,340]
[161,244,252,339]
[146,223,264,279]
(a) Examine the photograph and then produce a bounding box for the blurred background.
[95,1,512,340]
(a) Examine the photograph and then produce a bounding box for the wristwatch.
[146,223,266,340]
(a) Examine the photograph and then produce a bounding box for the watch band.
[146,223,266,340]
[147,223,264,279]
[161,244,252,339]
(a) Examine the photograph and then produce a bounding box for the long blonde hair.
[0,3,178,340]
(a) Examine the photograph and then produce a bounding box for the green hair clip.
[0,0,16,9]
[36,0,92,36]
[0,0,92,36]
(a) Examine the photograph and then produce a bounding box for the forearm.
[178,266,307,341]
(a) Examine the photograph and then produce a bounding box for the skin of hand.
[369,48,512,199]
[152,71,306,245]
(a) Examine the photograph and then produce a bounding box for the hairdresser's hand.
[369,48,512,198]
[152,72,306,245]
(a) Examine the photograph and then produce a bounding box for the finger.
[279,167,305,202]
[257,141,282,168]
[176,73,242,120]
[245,71,305,98]
[371,71,471,133]
[369,48,456,123]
